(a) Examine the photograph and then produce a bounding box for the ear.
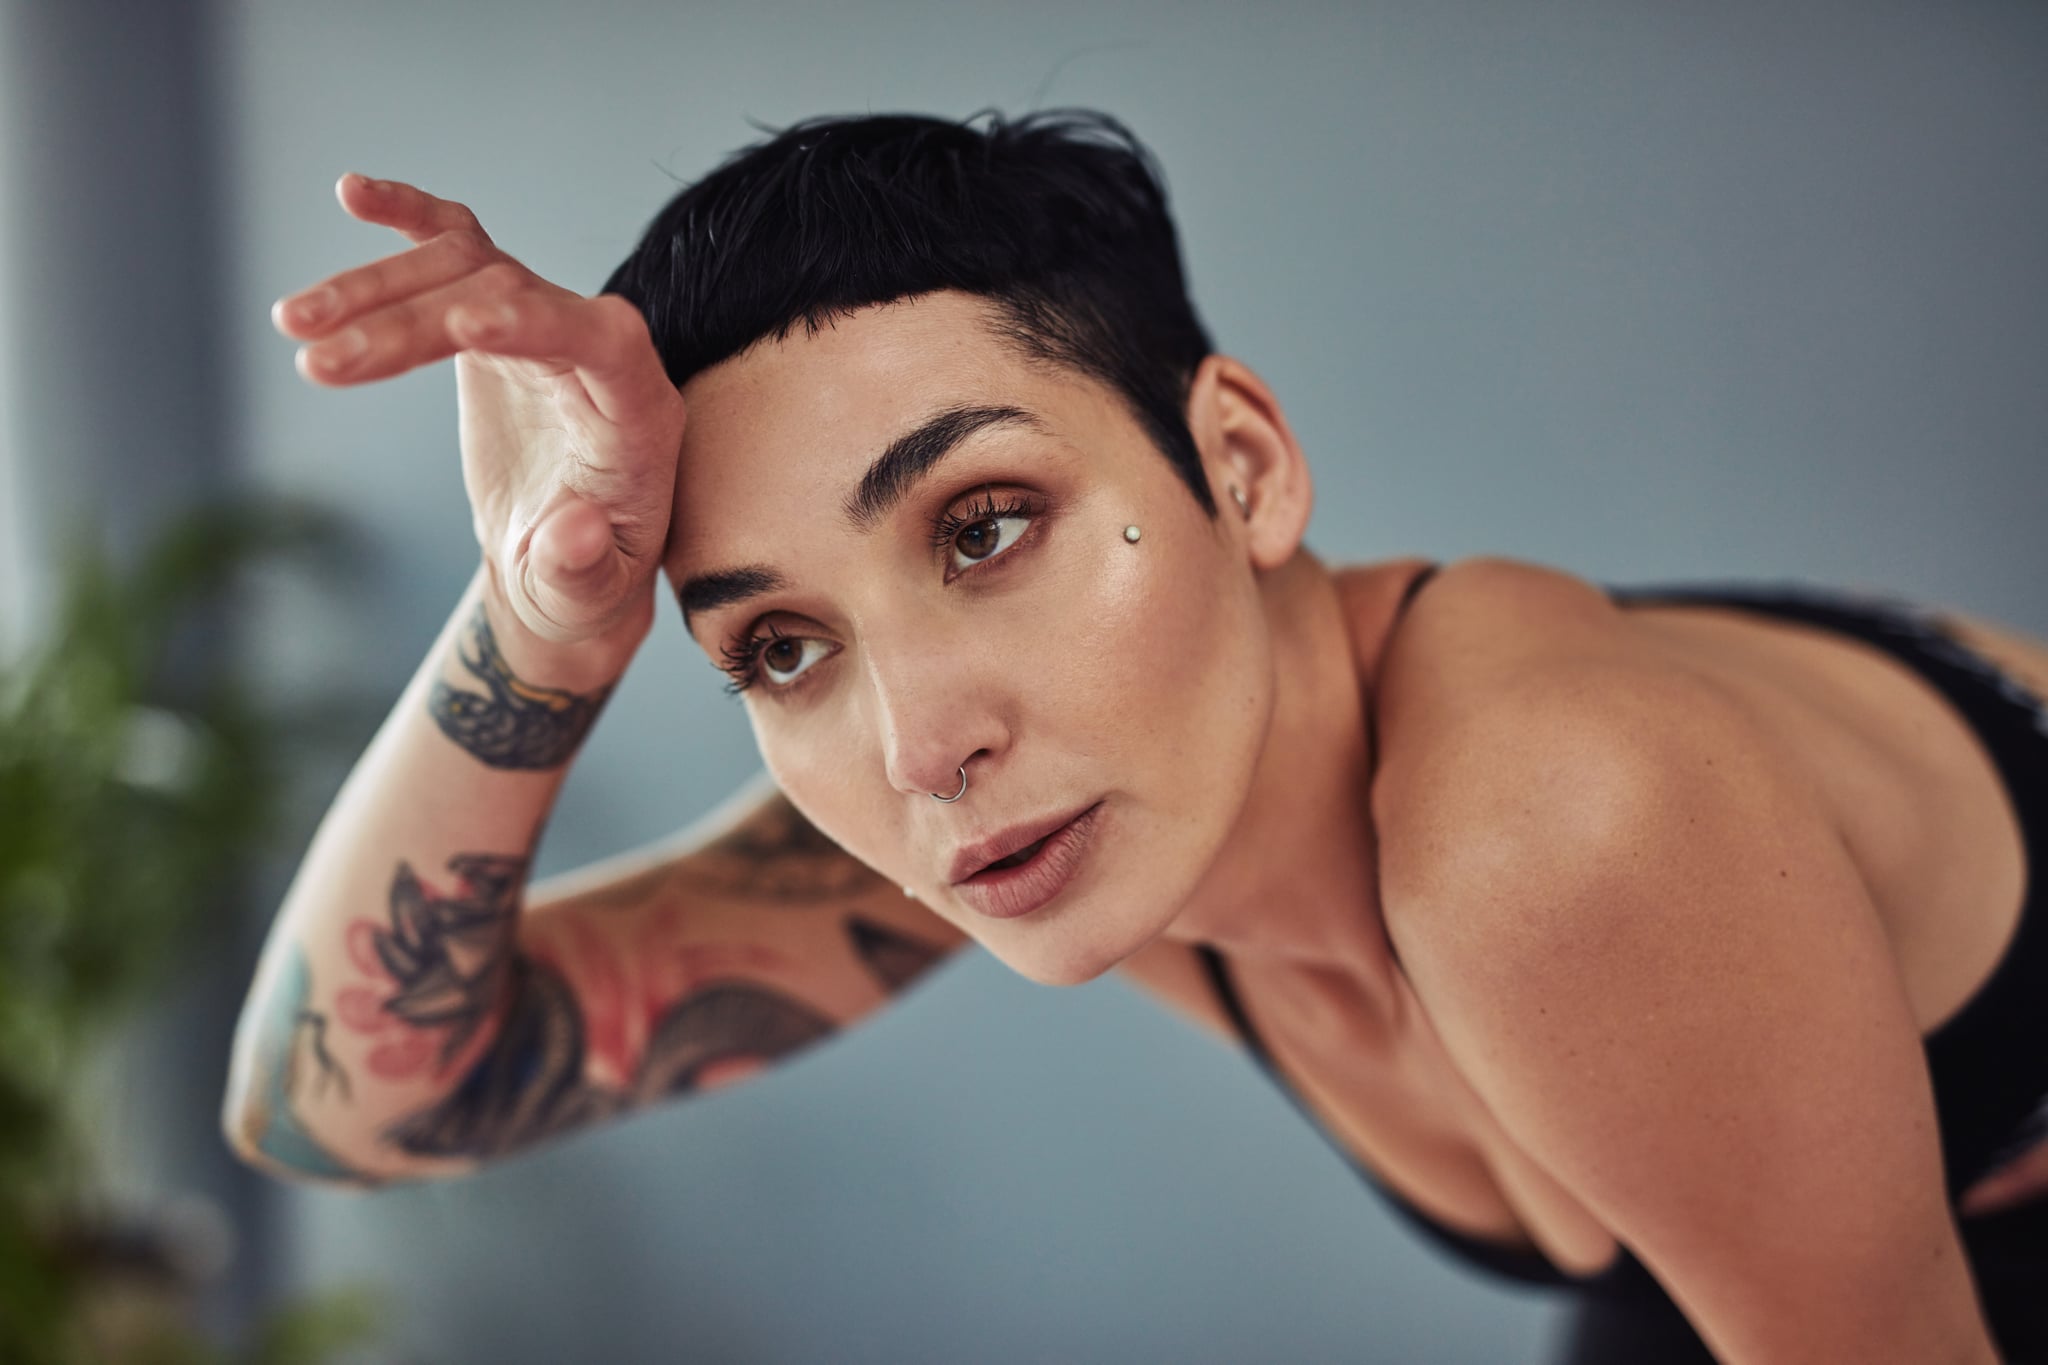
[1184,354,1314,571]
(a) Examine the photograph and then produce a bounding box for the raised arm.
[222,577,968,1186]
[221,173,971,1187]
[222,564,635,1186]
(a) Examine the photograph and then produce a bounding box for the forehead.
[667,291,1106,566]
[679,292,1027,492]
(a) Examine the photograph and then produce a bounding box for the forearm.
[222,559,640,1185]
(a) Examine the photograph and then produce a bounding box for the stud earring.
[1123,525,1142,543]
[903,885,917,899]
[1229,484,1251,519]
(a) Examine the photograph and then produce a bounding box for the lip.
[948,802,1103,921]
[946,802,1097,884]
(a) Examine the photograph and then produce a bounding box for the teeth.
[988,836,1048,872]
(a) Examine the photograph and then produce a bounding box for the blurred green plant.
[0,497,391,1364]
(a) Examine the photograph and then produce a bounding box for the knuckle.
[372,293,447,364]
[306,274,356,321]
[324,273,360,313]
[599,293,650,337]
[471,260,528,301]
[438,225,495,266]
[597,295,652,354]
[353,304,411,364]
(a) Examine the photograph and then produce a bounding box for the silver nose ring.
[932,766,968,803]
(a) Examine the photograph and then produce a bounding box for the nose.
[864,633,1010,799]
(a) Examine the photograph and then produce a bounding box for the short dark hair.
[602,109,1218,514]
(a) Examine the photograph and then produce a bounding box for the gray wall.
[0,0,262,1341]
[14,0,2042,1361]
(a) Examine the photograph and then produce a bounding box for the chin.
[1007,944,1120,989]
[981,885,1187,989]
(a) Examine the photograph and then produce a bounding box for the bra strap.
[1196,943,1271,1064]
[1365,561,1440,771]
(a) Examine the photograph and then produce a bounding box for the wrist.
[469,561,649,693]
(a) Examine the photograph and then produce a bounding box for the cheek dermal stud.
[1123,525,1141,543]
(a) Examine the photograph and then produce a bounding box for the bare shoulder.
[1365,554,1649,786]
[1364,604,1988,1356]
[1379,553,1626,669]
[1365,555,1778,915]
[1122,556,1669,1052]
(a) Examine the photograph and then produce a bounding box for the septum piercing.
[932,765,969,803]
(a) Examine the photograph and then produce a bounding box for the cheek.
[756,723,895,866]
[1040,519,1268,761]
[753,684,954,900]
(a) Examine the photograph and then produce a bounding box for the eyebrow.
[679,565,786,629]
[842,403,1047,531]
[676,403,1049,631]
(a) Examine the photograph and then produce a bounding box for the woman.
[224,111,2048,1362]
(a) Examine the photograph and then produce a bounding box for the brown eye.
[757,634,832,686]
[956,518,1001,561]
[948,514,1028,570]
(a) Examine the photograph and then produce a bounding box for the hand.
[271,173,685,653]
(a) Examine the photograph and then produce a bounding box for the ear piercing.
[1123,525,1142,543]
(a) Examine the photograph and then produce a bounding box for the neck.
[1162,552,1432,1009]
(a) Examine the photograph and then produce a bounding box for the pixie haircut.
[601,109,1219,514]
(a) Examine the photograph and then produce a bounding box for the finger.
[453,292,680,431]
[272,228,495,340]
[293,259,538,386]
[531,494,618,580]
[522,496,630,633]
[334,172,495,249]
[295,268,679,440]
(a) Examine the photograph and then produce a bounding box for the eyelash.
[717,624,786,697]
[717,488,1041,696]
[927,488,1037,556]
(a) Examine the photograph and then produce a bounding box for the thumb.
[524,494,628,632]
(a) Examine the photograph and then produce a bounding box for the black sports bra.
[1198,562,2048,1296]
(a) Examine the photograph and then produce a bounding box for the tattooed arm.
[426,601,611,769]
[388,779,971,1164]
[223,563,969,1186]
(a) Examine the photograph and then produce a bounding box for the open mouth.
[979,835,1051,875]
[949,804,1104,921]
